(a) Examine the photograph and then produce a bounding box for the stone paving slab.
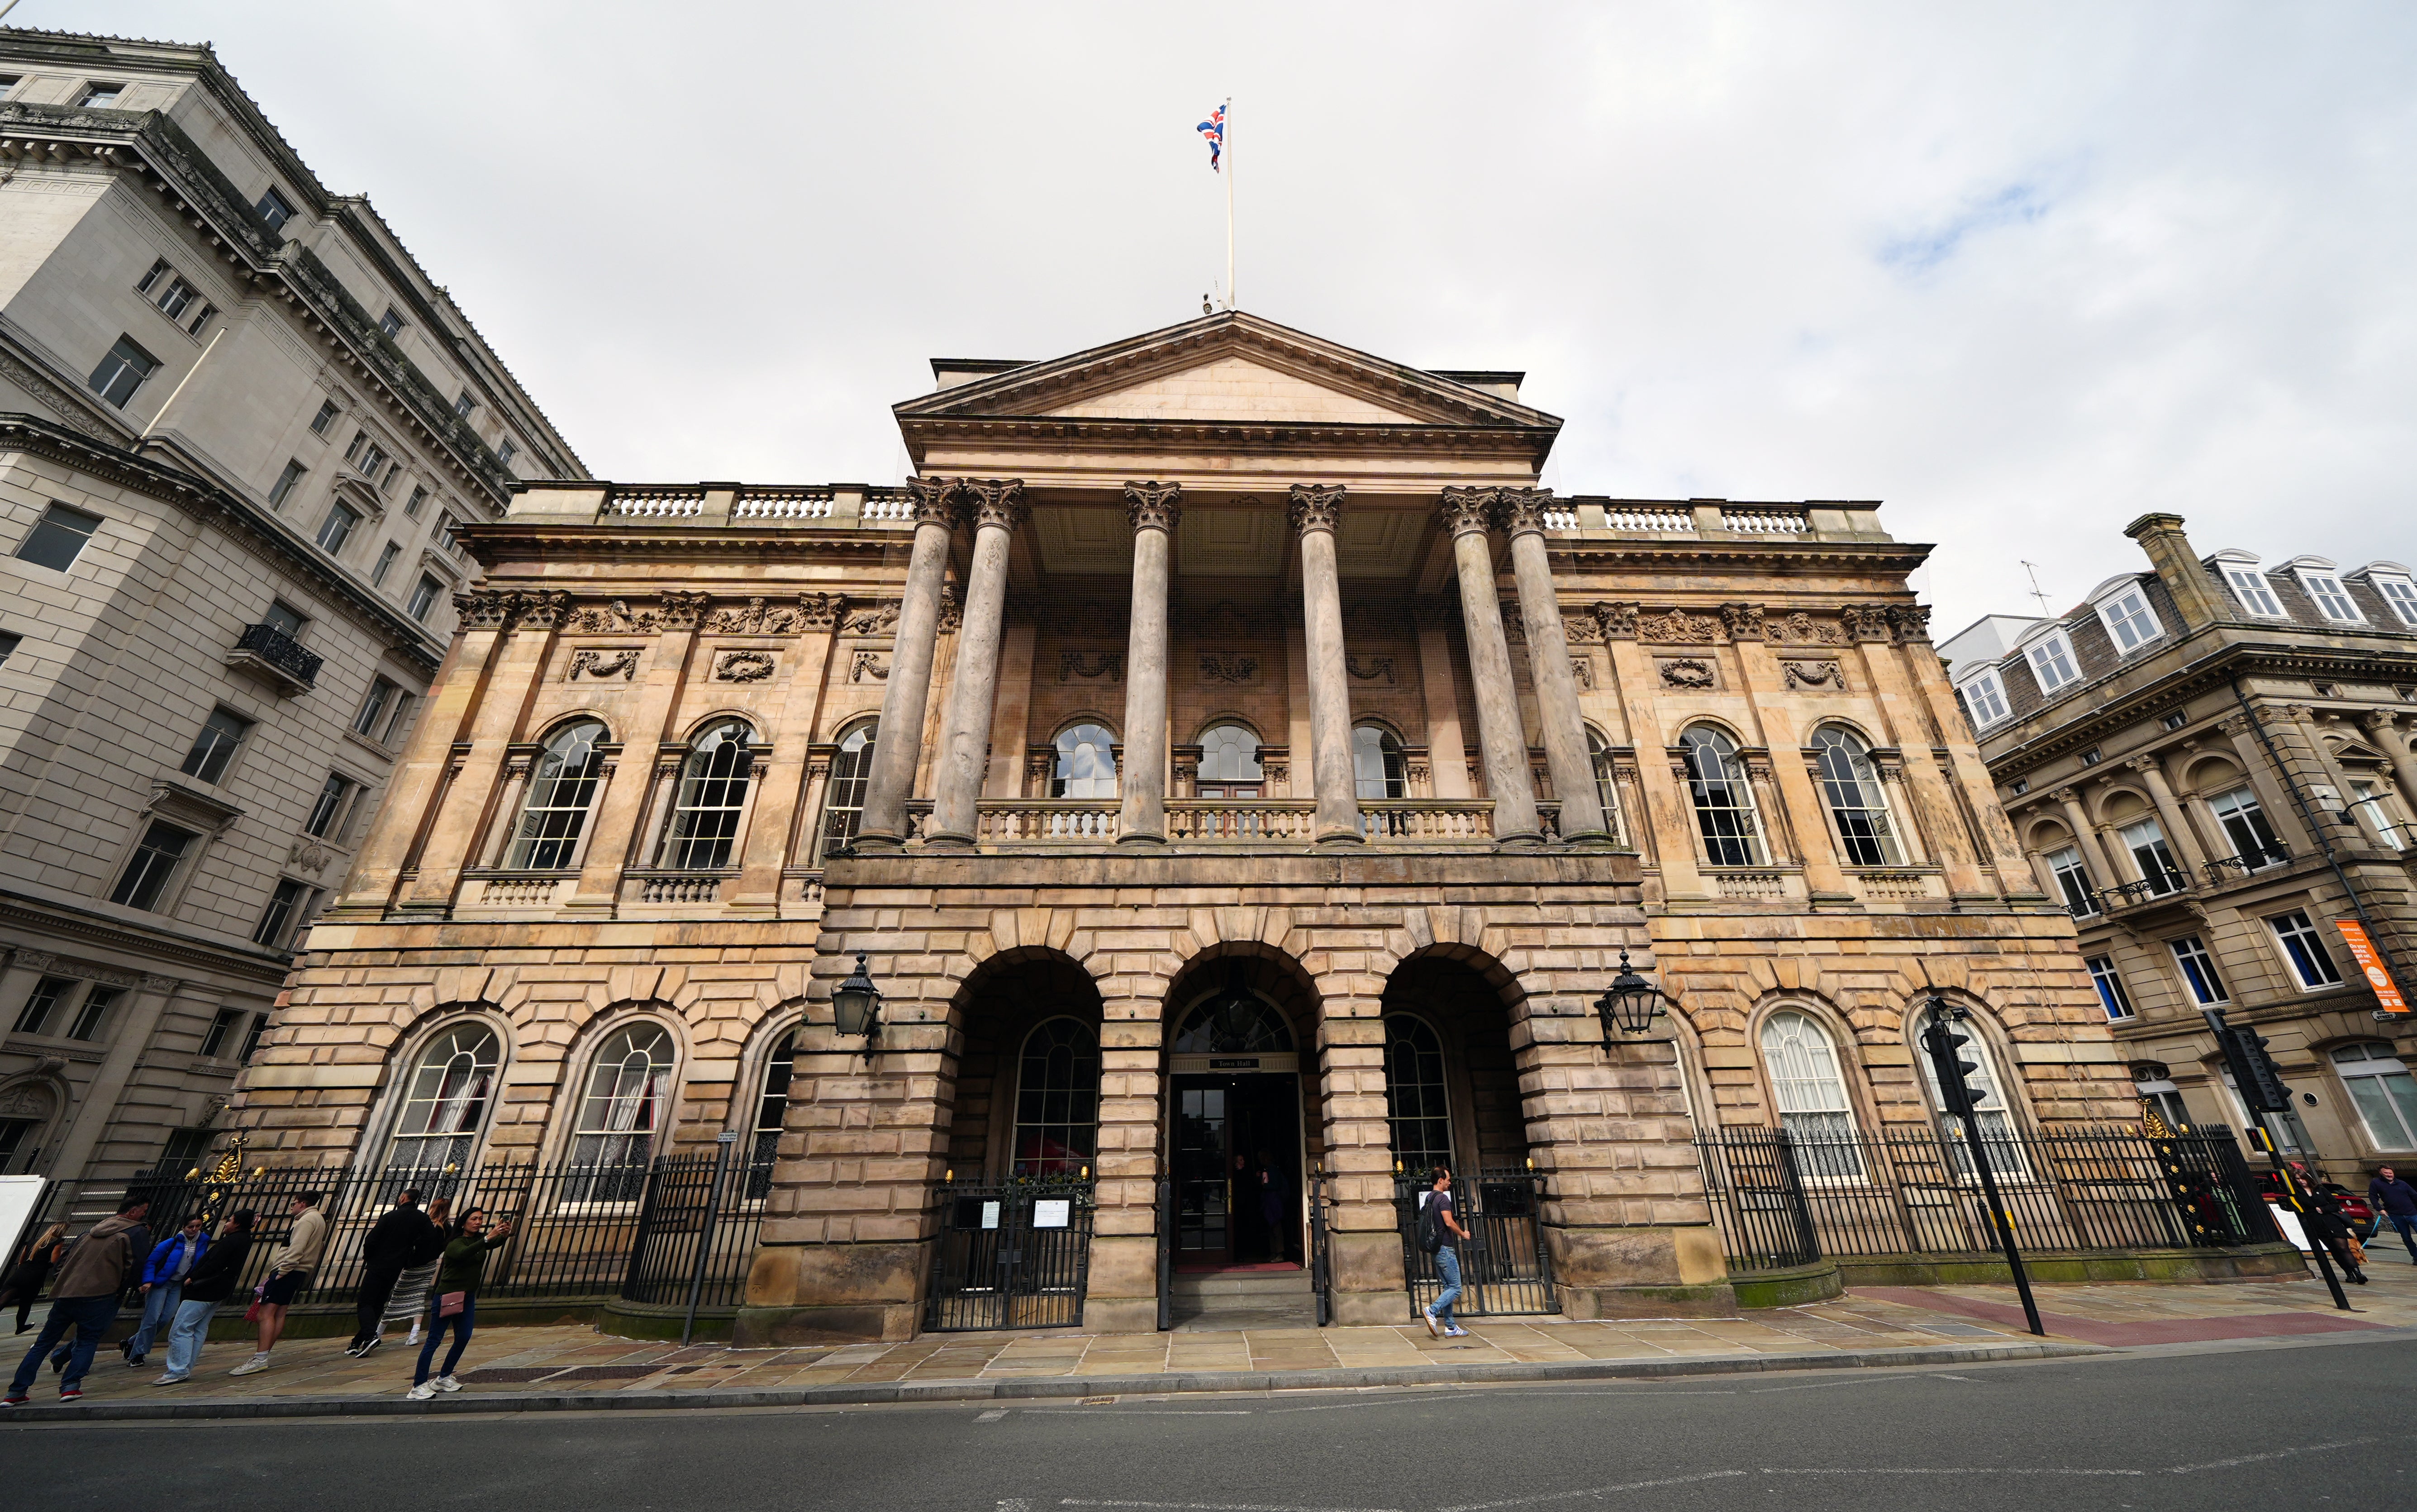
[3,1270,2408,1423]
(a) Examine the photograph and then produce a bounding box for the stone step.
[1170,1267,1315,1301]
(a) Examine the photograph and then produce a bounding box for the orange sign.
[2336,920,2408,1014]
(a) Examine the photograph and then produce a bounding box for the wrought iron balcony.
[2202,845,2291,884]
[225,622,323,693]
[2094,872,2192,912]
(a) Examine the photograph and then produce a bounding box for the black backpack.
[1416,1197,1444,1255]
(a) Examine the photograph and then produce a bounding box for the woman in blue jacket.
[119,1215,208,1368]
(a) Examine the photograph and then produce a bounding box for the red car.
[2258,1173,2375,1228]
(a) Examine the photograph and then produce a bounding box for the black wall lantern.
[832,951,882,1058]
[1593,946,1679,1045]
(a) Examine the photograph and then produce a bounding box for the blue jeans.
[125,1283,181,1360]
[162,1298,219,1379]
[1431,1246,1464,1328]
[2382,1213,2417,1260]
[414,1296,476,1385]
[9,1295,117,1395]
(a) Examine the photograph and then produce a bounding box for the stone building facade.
[1940,516,2416,1182]
[239,314,2128,1341]
[0,29,582,1189]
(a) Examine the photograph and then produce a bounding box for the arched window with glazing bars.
[1013,1018,1100,1176]
[1353,725,1405,799]
[1681,727,1765,866]
[1810,727,1902,866]
[386,1024,500,1174]
[508,719,608,869]
[664,719,755,870]
[1383,1014,1453,1179]
[1052,723,1118,799]
[568,1022,675,1199]
[817,722,875,861]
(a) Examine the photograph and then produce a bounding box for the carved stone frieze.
[1569,656,1595,691]
[1593,602,1639,642]
[655,590,710,631]
[1840,604,1892,642]
[1288,483,1345,535]
[1780,660,1845,691]
[714,650,778,682]
[288,837,336,875]
[566,591,712,635]
[1658,656,1718,690]
[1199,653,1261,685]
[1347,655,1397,684]
[1061,651,1124,682]
[937,585,962,634]
[570,648,641,682]
[454,589,513,629]
[707,594,845,636]
[1769,610,1846,647]
[843,602,901,639]
[1888,604,1932,643]
[1637,609,1723,644]
[514,590,573,629]
[1124,481,1182,533]
[1562,611,1603,645]
[1719,603,1766,641]
[849,651,890,683]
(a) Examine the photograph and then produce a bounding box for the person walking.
[154,1208,252,1385]
[347,1189,440,1358]
[120,1213,209,1368]
[398,1197,454,1349]
[2,1195,148,1405]
[2295,1173,2367,1284]
[0,1224,67,1335]
[407,1207,513,1400]
[2369,1166,2417,1262]
[1418,1165,1470,1340]
[228,1192,325,1377]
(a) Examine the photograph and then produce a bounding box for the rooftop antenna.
[2020,561,2052,617]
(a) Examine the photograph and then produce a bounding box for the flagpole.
[1223,97,1236,310]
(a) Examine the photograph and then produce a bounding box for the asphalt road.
[2,1336,2410,1512]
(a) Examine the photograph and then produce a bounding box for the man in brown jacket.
[3,1195,149,1405]
[228,1193,325,1378]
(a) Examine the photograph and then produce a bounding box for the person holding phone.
[407,1207,513,1400]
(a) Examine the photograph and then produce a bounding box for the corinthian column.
[1290,485,1363,845]
[1498,488,1608,843]
[926,480,1027,847]
[854,477,958,851]
[1438,488,1540,845]
[1119,483,1181,844]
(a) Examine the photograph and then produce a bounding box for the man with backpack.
[2,1195,150,1405]
[1417,1165,1470,1339]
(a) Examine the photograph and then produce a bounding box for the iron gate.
[1394,1170,1559,1317]
[924,1179,1096,1332]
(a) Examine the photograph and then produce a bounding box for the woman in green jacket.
[407,1207,513,1399]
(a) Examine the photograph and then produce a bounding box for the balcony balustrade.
[226,621,323,693]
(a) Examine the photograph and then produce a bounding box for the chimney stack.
[2123,513,2222,632]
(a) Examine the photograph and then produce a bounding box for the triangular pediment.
[895,312,1561,433]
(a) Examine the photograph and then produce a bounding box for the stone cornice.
[0,890,293,989]
[1547,538,1934,571]
[0,414,442,673]
[897,414,1559,469]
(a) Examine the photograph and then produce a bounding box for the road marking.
[1058,1502,1402,1512]
[1437,1470,1750,1511]
[998,1502,1029,1511]
[2166,1438,2377,1473]
[1763,1468,2144,1476]
[1929,1374,1979,1381]
[976,1410,1009,1422]
[1037,1409,1256,1416]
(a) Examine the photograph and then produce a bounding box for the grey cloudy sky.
[50,1,2417,633]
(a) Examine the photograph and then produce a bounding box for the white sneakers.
[407,1380,438,1401]
[435,1374,462,1393]
[150,1373,189,1386]
[1421,1306,1440,1338]
[227,1355,271,1377]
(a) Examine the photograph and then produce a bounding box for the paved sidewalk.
[3,1264,2409,1422]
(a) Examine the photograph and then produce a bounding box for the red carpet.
[1856,1287,2390,1346]
[1175,1261,1303,1274]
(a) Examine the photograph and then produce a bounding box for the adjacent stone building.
[0,29,582,1190]
[238,313,2129,1341]
[1939,515,2417,1183]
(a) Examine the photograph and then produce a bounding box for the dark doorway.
[1172,1073,1300,1270]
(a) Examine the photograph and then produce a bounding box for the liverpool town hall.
[235,314,2160,1342]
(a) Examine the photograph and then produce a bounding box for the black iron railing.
[1393,1170,1559,1317]
[2203,846,2291,884]
[923,1178,1096,1332]
[1694,1124,2280,1274]
[231,622,324,687]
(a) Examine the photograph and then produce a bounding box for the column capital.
[1593,601,1640,642]
[905,475,960,527]
[1123,480,1183,533]
[961,478,1028,533]
[1494,487,1555,537]
[1437,485,1495,539]
[1719,603,1766,641]
[1288,483,1345,536]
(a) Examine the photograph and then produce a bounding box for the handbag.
[242,1278,266,1324]
[438,1290,466,1318]
[2347,1232,2368,1266]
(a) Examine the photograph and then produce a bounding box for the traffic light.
[1921,1003,1987,1117]
[2214,1022,2293,1113]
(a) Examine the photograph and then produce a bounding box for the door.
[1174,1078,1232,1265]
[1172,1074,1303,1268]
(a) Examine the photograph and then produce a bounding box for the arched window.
[569,1023,675,1196]
[1172,989,1295,1054]
[1681,727,1765,866]
[1013,1018,1101,1176]
[386,1024,500,1174]
[1912,1010,2027,1178]
[2333,1042,2417,1150]
[1353,724,1405,799]
[1198,723,1263,799]
[1810,727,1902,867]
[817,721,875,860]
[664,719,755,869]
[1052,723,1118,799]
[508,719,608,869]
[1586,728,1622,842]
[747,1028,796,1197]
[1758,1010,1861,1179]
[1383,1015,1452,1178]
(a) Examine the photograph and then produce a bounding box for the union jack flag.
[1196,104,1224,171]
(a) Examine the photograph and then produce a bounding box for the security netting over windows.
[353,677,398,738]
[110,821,196,911]
[310,398,339,435]
[2332,1044,2417,1151]
[86,335,157,407]
[1351,724,1406,799]
[1681,726,1765,866]
[386,1024,500,1174]
[179,706,252,784]
[2047,845,2096,916]
[1012,1018,1100,1176]
[508,720,608,869]
[255,187,295,232]
[2269,909,2342,988]
[2169,936,2229,1005]
[14,503,103,571]
[816,722,875,859]
[1382,1014,1453,1178]
[1757,1010,1861,1179]
[665,720,755,868]
[1051,723,1118,798]
[64,987,117,1041]
[2207,785,2285,867]
[570,1023,675,1189]
[1810,727,1900,866]
[2086,956,2135,1020]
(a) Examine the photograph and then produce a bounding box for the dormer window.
[2374,575,2417,627]
[2095,584,2164,654]
[2025,631,2080,693]
[1960,669,2010,728]
[2222,564,2284,617]
[2297,569,2362,623]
